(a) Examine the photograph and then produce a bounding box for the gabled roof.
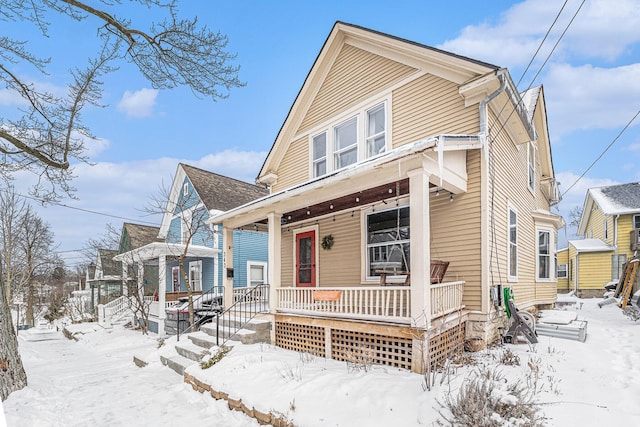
[257,21,500,183]
[158,164,269,238]
[97,249,120,277]
[568,238,615,253]
[182,164,268,212]
[578,182,640,235]
[120,222,162,253]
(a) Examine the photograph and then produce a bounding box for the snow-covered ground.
[3,296,640,426]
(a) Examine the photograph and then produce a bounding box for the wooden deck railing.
[276,286,411,323]
[276,281,465,324]
[430,280,465,318]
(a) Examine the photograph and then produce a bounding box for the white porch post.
[158,255,166,335]
[267,211,282,314]
[222,226,234,308]
[121,262,128,297]
[408,166,431,330]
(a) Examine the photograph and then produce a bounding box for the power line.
[0,188,159,226]
[561,109,640,198]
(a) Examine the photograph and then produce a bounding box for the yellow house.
[566,182,640,297]
[210,22,562,372]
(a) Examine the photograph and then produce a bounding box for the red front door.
[296,231,316,287]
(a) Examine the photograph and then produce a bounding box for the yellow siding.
[618,214,635,254]
[392,74,479,147]
[485,110,556,307]
[274,135,309,193]
[576,251,611,290]
[584,206,605,241]
[298,44,416,135]
[279,213,362,287]
[431,150,483,311]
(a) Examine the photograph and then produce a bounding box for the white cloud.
[438,0,640,68]
[117,88,158,118]
[13,149,267,264]
[0,89,29,106]
[544,63,640,135]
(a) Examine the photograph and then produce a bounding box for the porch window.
[312,132,327,177]
[247,261,267,287]
[557,263,567,278]
[366,103,386,157]
[189,260,202,292]
[366,206,410,278]
[334,116,358,169]
[612,254,626,280]
[172,266,180,292]
[528,142,536,193]
[537,230,551,280]
[508,207,518,279]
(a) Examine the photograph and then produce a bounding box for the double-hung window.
[366,103,386,157]
[189,260,202,292]
[612,254,626,280]
[334,117,358,169]
[537,230,551,280]
[508,207,518,279]
[366,206,410,279]
[311,101,387,178]
[634,215,640,229]
[312,133,327,177]
[557,263,568,279]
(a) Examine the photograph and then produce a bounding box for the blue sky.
[2,0,639,269]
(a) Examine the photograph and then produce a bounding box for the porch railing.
[276,281,465,324]
[276,286,412,323]
[430,280,465,318]
[97,295,129,324]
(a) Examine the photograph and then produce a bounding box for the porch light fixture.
[388,188,393,194]
[306,208,310,215]
[330,203,333,210]
[450,192,454,202]
[436,188,440,196]
[355,196,360,202]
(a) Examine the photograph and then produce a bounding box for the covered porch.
[210,135,474,331]
[114,242,219,335]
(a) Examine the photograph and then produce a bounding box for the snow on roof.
[569,238,615,252]
[589,182,640,215]
[519,86,541,125]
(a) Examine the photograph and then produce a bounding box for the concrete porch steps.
[159,353,196,376]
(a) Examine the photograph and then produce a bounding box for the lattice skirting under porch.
[274,314,467,373]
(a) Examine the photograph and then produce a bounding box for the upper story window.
[508,206,518,280]
[604,219,608,240]
[634,214,640,229]
[183,182,189,196]
[527,141,536,193]
[311,101,387,178]
[334,117,358,169]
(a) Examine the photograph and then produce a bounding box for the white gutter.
[614,214,620,247]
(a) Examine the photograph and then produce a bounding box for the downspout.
[614,214,620,248]
[479,68,507,155]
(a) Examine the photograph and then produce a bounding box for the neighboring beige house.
[562,182,640,297]
[211,22,562,372]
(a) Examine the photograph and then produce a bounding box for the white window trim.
[183,182,189,196]
[172,266,181,292]
[557,263,568,279]
[633,214,640,230]
[188,260,202,292]
[527,141,536,195]
[308,97,390,178]
[536,227,554,282]
[246,260,268,287]
[604,218,608,240]
[508,204,518,282]
[362,203,410,283]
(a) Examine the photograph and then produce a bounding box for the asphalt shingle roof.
[181,164,268,211]
[591,182,640,215]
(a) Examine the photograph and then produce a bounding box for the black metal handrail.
[176,285,224,341]
[216,284,269,346]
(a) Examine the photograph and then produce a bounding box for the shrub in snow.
[438,366,546,426]
[200,346,230,369]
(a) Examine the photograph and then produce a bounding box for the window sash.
[612,254,626,280]
[557,264,568,278]
[366,103,385,158]
[312,132,327,177]
[634,215,640,229]
[366,206,410,279]
[538,231,550,279]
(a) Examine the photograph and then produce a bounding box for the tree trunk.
[0,285,27,401]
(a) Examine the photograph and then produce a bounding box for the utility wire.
[561,109,640,197]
